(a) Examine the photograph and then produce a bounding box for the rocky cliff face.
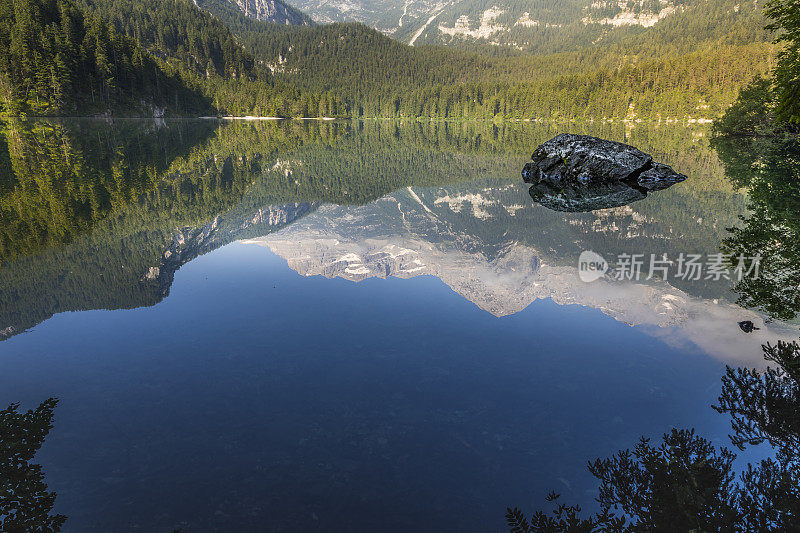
[228,0,312,24]
[289,0,754,49]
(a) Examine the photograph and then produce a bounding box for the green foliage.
[0,0,786,119]
[0,0,211,116]
[713,76,778,135]
[0,398,65,532]
[715,0,800,132]
[76,0,258,80]
[765,0,800,123]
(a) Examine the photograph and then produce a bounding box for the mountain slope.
[290,0,771,54]
[218,19,775,120]
[77,0,259,79]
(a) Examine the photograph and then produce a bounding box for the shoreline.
[2,115,720,125]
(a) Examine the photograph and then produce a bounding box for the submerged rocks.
[522,134,687,212]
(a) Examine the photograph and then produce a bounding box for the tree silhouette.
[0,398,65,532]
[508,341,800,531]
[714,340,800,529]
[507,430,740,532]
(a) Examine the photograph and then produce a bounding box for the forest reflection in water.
[0,117,764,343]
[1,117,799,531]
[715,134,800,322]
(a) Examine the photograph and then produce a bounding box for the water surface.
[0,118,791,531]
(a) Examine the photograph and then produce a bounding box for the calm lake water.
[0,118,794,531]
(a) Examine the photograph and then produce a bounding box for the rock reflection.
[529,179,648,212]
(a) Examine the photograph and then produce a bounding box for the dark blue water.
[0,242,757,531]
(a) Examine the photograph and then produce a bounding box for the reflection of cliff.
[249,177,743,298]
[244,183,794,363]
[0,118,520,340]
[145,203,318,295]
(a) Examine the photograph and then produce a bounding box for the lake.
[0,118,794,531]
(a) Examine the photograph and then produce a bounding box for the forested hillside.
[227,0,777,120]
[0,0,787,119]
[224,20,776,120]
[0,0,212,115]
[1,0,335,116]
[76,0,259,79]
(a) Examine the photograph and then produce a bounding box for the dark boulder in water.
[522,134,687,212]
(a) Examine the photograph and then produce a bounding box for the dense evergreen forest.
[76,0,258,80]
[205,6,779,120]
[0,0,212,115]
[0,0,794,119]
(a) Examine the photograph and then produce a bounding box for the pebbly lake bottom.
[0,242,771,532]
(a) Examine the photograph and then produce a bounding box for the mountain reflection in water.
[242,181,795,364]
